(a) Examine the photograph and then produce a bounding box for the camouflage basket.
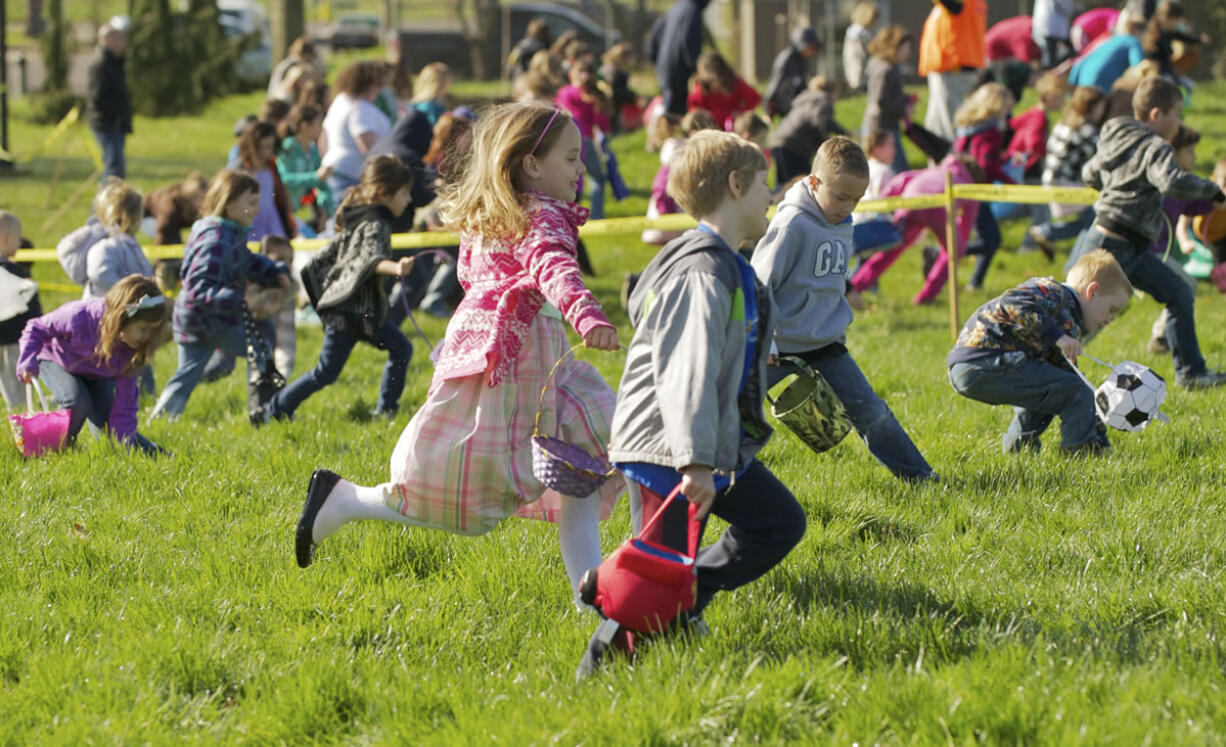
[767,356,852,454]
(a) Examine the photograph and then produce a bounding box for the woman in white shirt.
[320,60,391,205]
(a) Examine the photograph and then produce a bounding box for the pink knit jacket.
[432,192,613,388]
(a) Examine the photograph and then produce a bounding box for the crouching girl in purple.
[17,275,169,455]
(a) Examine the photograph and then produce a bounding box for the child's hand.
[315,164,333,181]
[583,326,619,351]
[397,256,416,277]
[16,369,34,384]
[278,273,293,290]
[1056,335,1082,362]
[679,464,717,520]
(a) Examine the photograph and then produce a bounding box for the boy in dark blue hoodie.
[1076,76,1226,388]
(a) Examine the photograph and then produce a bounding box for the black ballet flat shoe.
[296,469,341,569]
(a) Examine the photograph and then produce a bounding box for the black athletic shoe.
[296,469,341,568]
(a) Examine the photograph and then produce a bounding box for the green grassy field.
[5,78,1226,741]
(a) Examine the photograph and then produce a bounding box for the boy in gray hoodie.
[1075,76,1226,389]
[751,136,934,482]
[579,132,805,674]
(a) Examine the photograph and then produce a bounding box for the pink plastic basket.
[8,379,70,457]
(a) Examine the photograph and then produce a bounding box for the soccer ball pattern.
[1094,361,1168,432]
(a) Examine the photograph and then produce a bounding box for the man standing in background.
[87,20,132,179]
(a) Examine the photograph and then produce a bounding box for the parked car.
[218,0,273,85]
[394,2,619,80]
[326,13,380,49]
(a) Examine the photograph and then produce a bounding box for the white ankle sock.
[311,479,418,543]
[558,491,603,592]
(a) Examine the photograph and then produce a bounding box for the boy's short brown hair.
[862,128,893,154]
[667,131,767,218]
[1035,71,1071,101]
[808,74,838,95]
[812,135,870,182]
[680,108,718,136]
[732,111,769,139]
[1132,76,1182,120]
[1066,249,1134,297]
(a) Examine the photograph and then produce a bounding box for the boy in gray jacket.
[752,136,934,482]
[1074,76,1226,389]
[583,131,805,670]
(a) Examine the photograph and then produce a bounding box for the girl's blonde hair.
[97,183,143,236]
[335,154,414,229]
[954,82,1011,129]
[850,1,881,28]
[96,275,169,374]
[412,62,453,104]
[438,102,575,239]
[866,24,912,62]
[200,170,260,218]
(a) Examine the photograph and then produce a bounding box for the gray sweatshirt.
[750,179,854,353]
[1082,116,1224,245]
[608,229,775,474]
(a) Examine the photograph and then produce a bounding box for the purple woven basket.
[530,344,617,496]
[531,434,615,496]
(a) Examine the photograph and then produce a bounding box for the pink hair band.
[529,109,562,156]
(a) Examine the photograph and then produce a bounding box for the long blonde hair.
[412,62,453,104]
[96,275,169,374]
[954,82,1011,129]
[438,103,575,240]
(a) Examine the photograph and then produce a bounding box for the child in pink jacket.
[849,155,981,305]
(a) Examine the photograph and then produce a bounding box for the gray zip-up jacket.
[751,180,854,353]
[1083,116,1224,245]
[608,229,775,474]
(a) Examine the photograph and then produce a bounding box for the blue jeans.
[581,137,606,220]
[270,320,412,418]
[92,127,126,179]
[966,205,1002,288]
[151,325,249,418]
[852,220,903,255]
[767,347,935,481]
[1036,207,1095,243]
[1069,226,1207,378]
[949,352,1105,452]
[39,359,163,455]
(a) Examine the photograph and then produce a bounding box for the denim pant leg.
[815,351,935,480]
[949,355,1099,451]
[419,261,460,313]
[968,208,1001,288]
[1044,207,1095,243]
[369,320,414,413]
[271,325,360,417]
[92,128,126,179]
[890,129,909,174]
[152,325,247,418]
[38,360,97,445]
[1115,248,1206,378]
[692,461,807,614]
[581,138,606,220]
[202,349,237,383]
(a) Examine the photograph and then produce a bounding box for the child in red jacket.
[686,52,762,132]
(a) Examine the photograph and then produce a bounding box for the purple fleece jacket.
[17,299,139,441]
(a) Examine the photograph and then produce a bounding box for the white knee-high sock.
[558,491,603,593]
[311,479,420,543]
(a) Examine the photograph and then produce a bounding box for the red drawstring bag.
[580,485,701,634]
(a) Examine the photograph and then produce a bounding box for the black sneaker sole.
[296,469,342,568]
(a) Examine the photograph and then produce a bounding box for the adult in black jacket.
[764,27,821,118]
[86,23,132,179]
[652,0,712,115]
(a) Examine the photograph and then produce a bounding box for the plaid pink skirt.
[385,315,623,536]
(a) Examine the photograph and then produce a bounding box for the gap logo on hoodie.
[814,240,849,278]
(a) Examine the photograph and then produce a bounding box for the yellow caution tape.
[13,183,1104,266]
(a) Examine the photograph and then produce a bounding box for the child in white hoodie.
[751,136,935,482]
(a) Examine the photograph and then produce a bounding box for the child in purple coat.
[18,275,168,455]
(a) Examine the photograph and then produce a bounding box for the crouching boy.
[948,249,1133,455]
